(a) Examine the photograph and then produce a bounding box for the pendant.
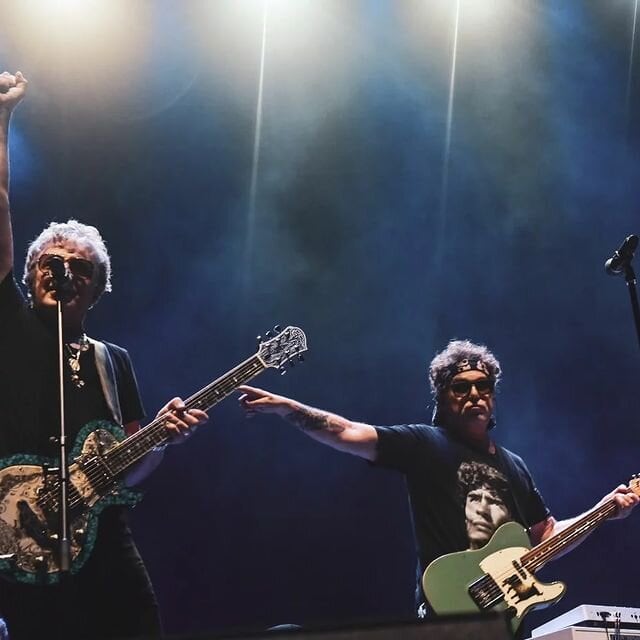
[66,334,89,389]
[70,370,85,389]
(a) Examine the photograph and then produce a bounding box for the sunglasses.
[449,379,494,396]
[37,253,95,280]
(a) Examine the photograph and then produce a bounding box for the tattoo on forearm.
[285,406,345,434]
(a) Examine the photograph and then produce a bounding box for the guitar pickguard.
[0,421,141,584]
[479,546,566,618]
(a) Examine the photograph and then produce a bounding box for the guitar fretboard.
[102,354,265,475]
[522,499,617,571]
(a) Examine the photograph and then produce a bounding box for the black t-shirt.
[0,271,144,459]
[375,423,550,575]
[0,272,160,639]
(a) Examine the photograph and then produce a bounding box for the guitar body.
[422,522,566,633]
[0,420,141,585]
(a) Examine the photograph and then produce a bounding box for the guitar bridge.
[468,574,503,610]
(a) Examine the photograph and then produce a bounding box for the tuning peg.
[256,335,262,343]
[265,330,272,338]
[288,360,295,367]
[298,354,304,362]
[280,367,287,376]
[274,324,282,333]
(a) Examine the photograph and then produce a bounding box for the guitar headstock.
[256,325,308,372]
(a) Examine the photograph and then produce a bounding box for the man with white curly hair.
[238,337,639,619]
[0,72,208,638]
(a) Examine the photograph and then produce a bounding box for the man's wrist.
[0,108,12,125]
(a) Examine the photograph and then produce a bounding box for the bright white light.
[209,0,329,49]
[13,0,129,42]
[7,0,146,110]
[458,0,529,47]
[194,0,359,98]
[9,0,143,71]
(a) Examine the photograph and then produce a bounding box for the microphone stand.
[606,235,640,350]
[55,295,72,576]
[622,262,640,350]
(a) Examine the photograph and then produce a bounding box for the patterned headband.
[445,358,492,383]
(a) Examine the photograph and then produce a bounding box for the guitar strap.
[88,337,123,426]
[494,445,531,533]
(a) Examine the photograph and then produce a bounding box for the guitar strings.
[33,334,305,569]
[39,359,259,511]
[470,509,614,607]
[522,503,616,570]
[36,356,266,512]
[468,500,618,609]
[75,331,302,496]
[103,356,265,469]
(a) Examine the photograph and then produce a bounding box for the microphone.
[41,255,74,300]
[605,235,639,276]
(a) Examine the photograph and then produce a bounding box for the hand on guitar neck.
[153,397,209,444]
[123,397,209,486]
[597,483,639,520]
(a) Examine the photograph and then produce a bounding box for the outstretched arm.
[238,385,379,461]
[0,71,28,283]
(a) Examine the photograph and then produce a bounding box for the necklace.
[65,334,90,389]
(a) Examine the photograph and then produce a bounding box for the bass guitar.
[422,476,640,633]
[0,325,307,585]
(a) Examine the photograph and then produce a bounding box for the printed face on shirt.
[457,462,512,550]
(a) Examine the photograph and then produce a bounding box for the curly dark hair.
[429,340,501,395]
[457,461,509,507]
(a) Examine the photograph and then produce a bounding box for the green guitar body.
[422,521,566,633]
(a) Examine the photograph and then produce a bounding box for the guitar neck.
[103,354,266,476]
[521,499,617,572]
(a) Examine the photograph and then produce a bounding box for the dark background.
[2,1,640,637]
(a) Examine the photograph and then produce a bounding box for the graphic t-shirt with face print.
[374,423,550,606]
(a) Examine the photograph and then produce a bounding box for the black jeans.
[0,509,161,640]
